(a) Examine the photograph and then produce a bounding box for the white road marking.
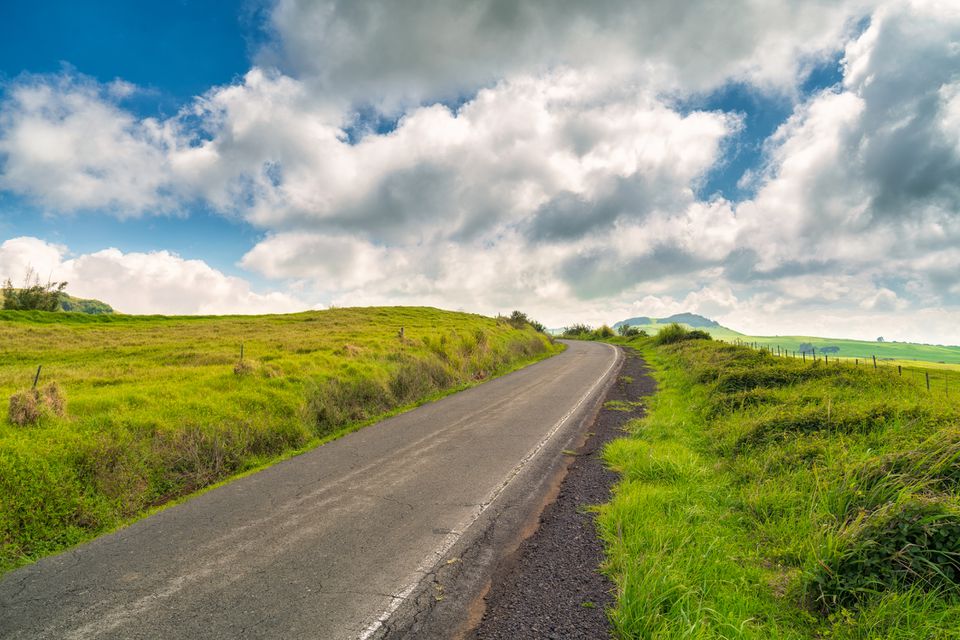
[357,342,621,640]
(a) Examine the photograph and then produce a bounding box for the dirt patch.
[468,347,655,639]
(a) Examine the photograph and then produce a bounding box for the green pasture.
[624,322,960,366]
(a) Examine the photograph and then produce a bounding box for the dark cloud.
[561,245,711,299]
[524,175,690,243]
[266,0,868,103]
[723,248,840,283]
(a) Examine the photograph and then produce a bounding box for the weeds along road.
[0,340,620,640]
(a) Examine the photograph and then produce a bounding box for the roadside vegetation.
[562,323,617,340]
[598,326,960,638]
[0,306,558,574]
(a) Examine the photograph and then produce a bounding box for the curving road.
[0,340,620,640]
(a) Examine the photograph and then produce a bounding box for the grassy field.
[599,332,960,638]
[0,307,559,574]
[625,322,960,366]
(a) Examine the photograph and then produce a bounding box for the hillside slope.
[0,307,559,573]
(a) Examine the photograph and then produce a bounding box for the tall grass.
[599,338,960,638]
[0,307,560,574]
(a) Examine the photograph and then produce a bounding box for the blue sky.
[0,0,261,277]
[0,1,817,273]
[0,1,958,343]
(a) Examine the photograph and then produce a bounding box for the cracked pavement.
[0,340,619,640]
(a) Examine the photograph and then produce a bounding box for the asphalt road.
[0,340,620,640]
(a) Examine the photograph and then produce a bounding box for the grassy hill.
[0,307,559,574]
[616,316,960,366]
[600,333,960,638]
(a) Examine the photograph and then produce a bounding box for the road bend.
[0,340,620,639]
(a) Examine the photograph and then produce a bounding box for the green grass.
[0,306,561,574]
[599,336,960,639]
[625,322,960,366]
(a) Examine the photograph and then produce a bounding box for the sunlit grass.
[0,306,560,574]
[599,337,960,638]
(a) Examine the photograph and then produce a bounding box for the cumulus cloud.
[729,0,960,316]
[264,0,873,102]
[0,237,305,315]
[0,75,178,214]
[0,0,958,343]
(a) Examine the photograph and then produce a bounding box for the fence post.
[32,365,42,389]
[898,365,902,376]
[240,343,244,362]
[926,371,931,391]
[872,355,877,369]
[855,359,859,366]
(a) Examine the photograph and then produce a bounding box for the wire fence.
[726,338,960,398]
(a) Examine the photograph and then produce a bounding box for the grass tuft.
[8,383,66,426]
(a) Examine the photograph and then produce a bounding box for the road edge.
[370,341,623,639]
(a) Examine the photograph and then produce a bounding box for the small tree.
[506,310,546,333]
[2,267,67,311]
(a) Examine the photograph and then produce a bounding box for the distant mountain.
[613,312,720,329]
[613,316,652,328]
[58,294,114,315]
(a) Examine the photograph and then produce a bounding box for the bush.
[504,310,546,333]
[562,323,592,338]
[654,323,712,345]
[618,325,645,337]
[8,383,66,426]
[2,268,67,311]
[304,377,393,437]
[595,325,615,339]
[807,498,960,611]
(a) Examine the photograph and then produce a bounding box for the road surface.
[0,340,620,639]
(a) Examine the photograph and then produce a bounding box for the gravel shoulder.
[469,347,655,639]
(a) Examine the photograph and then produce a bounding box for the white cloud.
[0,237,305,315]
[264,0,874,102]
[0,1,958,345]
[0,75,178,214]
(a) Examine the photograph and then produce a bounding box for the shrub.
[2,267,67,311]
[562,323,592,338]
[654,323,712,345]
[505,310,546,333]
[304,376,393,437]
[617,325,645,337]
[594,325,615,339]
[806,498,960,611]
[8,383,66,426]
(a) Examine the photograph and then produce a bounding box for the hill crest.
[613,312,720,329]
